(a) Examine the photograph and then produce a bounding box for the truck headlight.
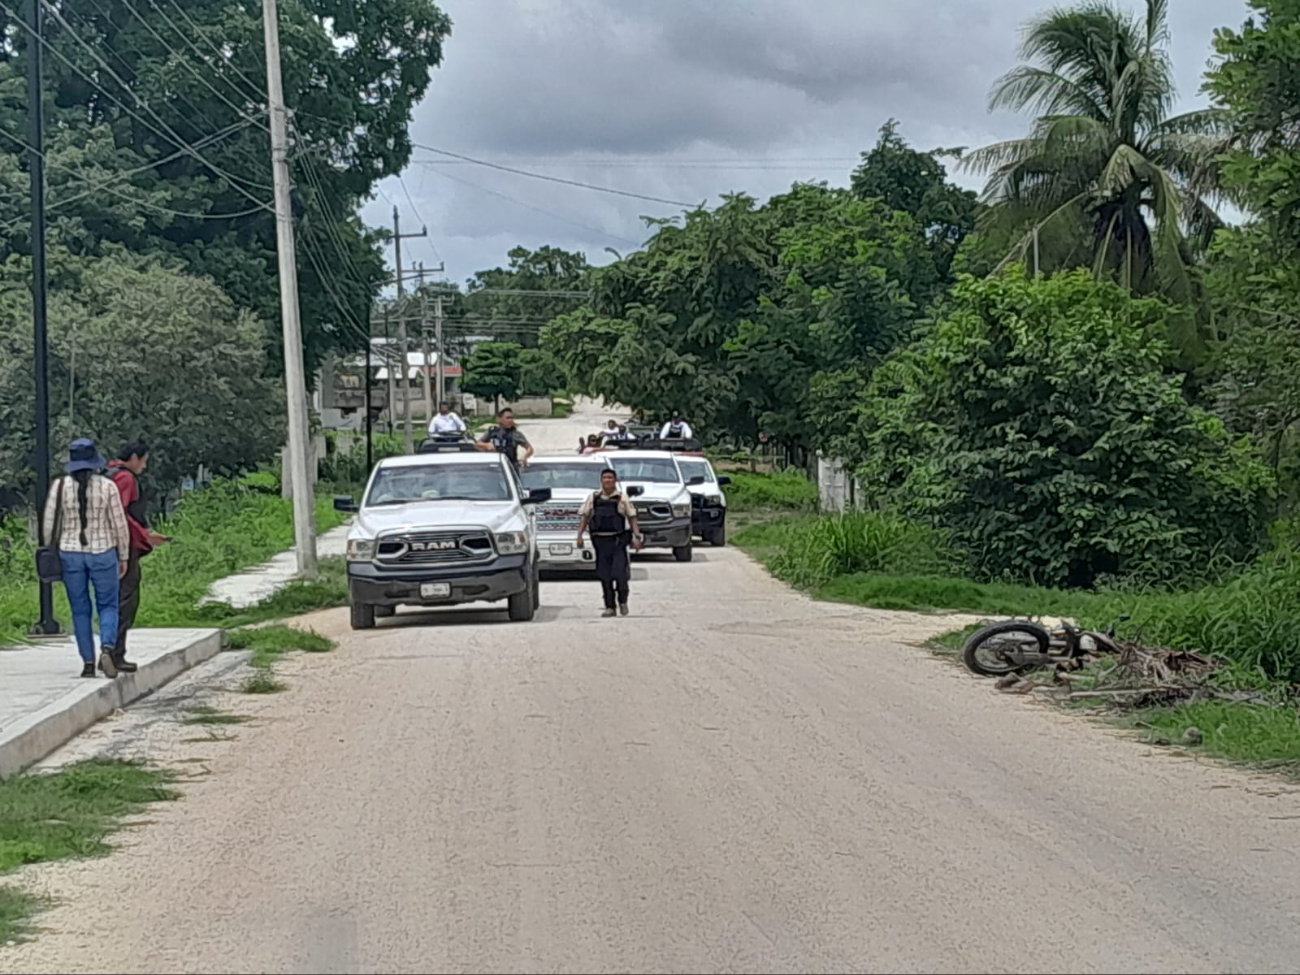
[494,531,528,554]
[347,538,376,562]
[672,501,691,518]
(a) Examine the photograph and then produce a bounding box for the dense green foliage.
[0,0,452,372]
[0,251,284,506]
[857,270,1274,586]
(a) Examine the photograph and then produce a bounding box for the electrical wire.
[2,0,274,205]
[412,144,702,209]
[0,125,270,222]
[397,173,442,265]
[154,0,268,106]
[0,118,257,235]
[431,169,643,248]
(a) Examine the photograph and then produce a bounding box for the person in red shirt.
[108,442,169,666]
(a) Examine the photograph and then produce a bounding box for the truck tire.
[673,541,693,562]
[708,522,726,547]
[508,565,538,621]
[350,601,376,630]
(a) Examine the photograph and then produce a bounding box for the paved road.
[11,539,1300,972]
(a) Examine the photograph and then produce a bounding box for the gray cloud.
[362,0,1247,284]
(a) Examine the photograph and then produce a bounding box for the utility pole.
[391,207,427,454]
[262,0,317,577]
[383,305,396,435]
[363,322,373,471]
[435,292,445,412]
[26,0,57,634]
[417,264,433,422]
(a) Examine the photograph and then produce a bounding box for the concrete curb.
[0,628,223,778]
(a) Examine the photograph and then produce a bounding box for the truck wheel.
[673,541,693,562]
[350,601,376,630]
[508,566,537,622]
[709,523,726,547]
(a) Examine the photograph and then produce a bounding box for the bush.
[857,269,1275,588]
[767,511,954,589]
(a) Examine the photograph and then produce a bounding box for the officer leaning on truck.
[475,406,534,469]
[575,468,644,617]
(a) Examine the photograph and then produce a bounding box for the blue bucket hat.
[64,438,107,474]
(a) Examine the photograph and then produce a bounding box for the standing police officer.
[575,468,643,617]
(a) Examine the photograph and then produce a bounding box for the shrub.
[857,269,1275,588]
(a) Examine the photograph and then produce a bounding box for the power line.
[413,144,702,209]
[2,0,274,205]
[430,168,643,248]
[0,125,270,221]
[396,173,442,265]
[0,118,257,235]
[153,0,268,106]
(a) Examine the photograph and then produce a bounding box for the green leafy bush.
[858,269,1275,587]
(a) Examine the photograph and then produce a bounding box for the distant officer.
[660,410,693,439]
[475,406,533,469]
[575,468,644,617]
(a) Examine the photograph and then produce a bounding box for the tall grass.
[764,511,955,590]
[724,469,818,512]
[1090,556,1300,683]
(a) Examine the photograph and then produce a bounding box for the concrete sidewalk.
[0,521,352,777]
[0,629,222,777]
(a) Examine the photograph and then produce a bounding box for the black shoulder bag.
[34,477,65,583]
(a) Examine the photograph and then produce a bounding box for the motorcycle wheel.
[961,620,1051,677]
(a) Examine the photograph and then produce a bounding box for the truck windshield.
[610,457,680,483]
[521,463,606,491]
[677,459,713,484]
[366,463,512,504]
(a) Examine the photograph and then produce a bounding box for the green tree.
[461,341,522,409]
[0,250,284,506]
[851,120,977,281]
[517,347,563,397]
[965,0,1225,308]
[0,0,452,373]
[1207,0,1300,251]
[857,269,1273,587]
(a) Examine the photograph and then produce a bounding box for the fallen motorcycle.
[961,614,1131,677]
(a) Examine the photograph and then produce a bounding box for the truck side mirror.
[626,485,644,497]
[333,495,359,513]
[687,475,705,486]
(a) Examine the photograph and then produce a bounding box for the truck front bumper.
[347,554,530,607]
[639,517,693,550]
[536,533,597,570]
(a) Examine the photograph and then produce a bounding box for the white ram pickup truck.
[335,446,551,629]
[520,454,614,571]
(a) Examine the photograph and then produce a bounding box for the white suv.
[335,447,551,629]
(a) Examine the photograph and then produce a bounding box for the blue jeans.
[61,550,121,663]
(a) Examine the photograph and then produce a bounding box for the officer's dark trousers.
[592,533,630,608]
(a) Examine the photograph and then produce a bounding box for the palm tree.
[966,0,1227,303]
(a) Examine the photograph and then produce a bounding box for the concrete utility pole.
[262,0,317,577]
[383,305,396,435]
[391,207,427,454]
[435,292,445,411]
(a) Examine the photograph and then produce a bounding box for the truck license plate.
[420,582,451,598]
[549,543,573,556]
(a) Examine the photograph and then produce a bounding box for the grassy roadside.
[0,760,177,942]
[729,477,1300,776]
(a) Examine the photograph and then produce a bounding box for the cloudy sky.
[363,0,1248,285]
